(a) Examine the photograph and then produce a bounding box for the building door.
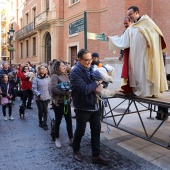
[45,32,51,64]
[71,46,77,66]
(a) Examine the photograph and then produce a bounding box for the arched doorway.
[45,32,51,64]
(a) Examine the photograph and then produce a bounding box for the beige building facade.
[12,0,170,68]
[0,0,17,64]
[0,0,9,62]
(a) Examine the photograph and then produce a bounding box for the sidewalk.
[0,97,164,170]
[96,83,170,170]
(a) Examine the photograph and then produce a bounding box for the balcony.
[1,15,6,24]
[35,10,50,30]
[1,42,6,46]
[16,21,36,40]
[1,51,7,56]
[1,56,9,61]
[1,42,7,49]
[1,29,6,35]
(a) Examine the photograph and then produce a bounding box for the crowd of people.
[0,51,111,165]
[0,5,169,166]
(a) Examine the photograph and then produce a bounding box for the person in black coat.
[0,74,15,120]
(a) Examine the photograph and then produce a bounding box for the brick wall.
[63,0,170,59]
[15,0,170,64]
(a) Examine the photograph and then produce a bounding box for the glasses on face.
[81,58,93,62]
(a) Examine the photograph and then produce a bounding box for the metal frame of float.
[101,92,170,149]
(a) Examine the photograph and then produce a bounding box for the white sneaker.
[9,116,14,120]
[55,138,61,148]
[4,116,7,121]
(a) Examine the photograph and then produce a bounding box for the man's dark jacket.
[0,68,13,83]
[0,68,13,76]
[70,62,98,110]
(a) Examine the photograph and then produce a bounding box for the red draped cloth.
[121,48,133,94]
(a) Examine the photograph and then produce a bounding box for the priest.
[108,6,168,97]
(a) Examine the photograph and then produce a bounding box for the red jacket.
[17,71,32,90]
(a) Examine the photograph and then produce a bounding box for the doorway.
[45,32,51,64]
[70,46,77,66]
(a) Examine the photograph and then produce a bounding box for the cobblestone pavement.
[0,99,161,170]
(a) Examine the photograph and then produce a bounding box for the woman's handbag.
[1,84,9,106]
[1,97,8,106]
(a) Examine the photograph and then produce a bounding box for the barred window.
[20,43,23,58]
[33,37,36,56]
[69,0,79,6]
[26,13,28,25]
[26,40,29,57]
[46,0,49,10]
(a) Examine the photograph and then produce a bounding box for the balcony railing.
[16,21,35,39]
[1,52,7,56]
[1,15,6,21]
[1,29,6,34]
[35,10,48,27]
[1,42,6,46]
[1,56,9,61]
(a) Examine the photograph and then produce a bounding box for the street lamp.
[7,26,15,67]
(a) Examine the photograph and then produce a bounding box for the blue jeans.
[73,109,101,156]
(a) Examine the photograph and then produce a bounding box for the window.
[26,40,29,57]
[20,43,23,58]
[33,37,36,56]
[32,7,36,21]
[69,0,79,6]
[20,18,22,28]
[46,0,49,10]
[26,13,28,24]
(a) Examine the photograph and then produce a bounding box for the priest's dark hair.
[128,6,139,13]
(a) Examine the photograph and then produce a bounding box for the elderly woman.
[49,61,73,148]
[32,65,51,130]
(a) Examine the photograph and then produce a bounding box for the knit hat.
[92,52,99,58]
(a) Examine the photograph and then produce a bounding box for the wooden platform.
[112,91,170,107]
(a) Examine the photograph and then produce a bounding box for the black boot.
[156,106,168,120]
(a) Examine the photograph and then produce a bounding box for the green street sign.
[87,32,107,41]
[69,18,84,35]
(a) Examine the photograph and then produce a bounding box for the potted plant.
[8,47,15,52]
